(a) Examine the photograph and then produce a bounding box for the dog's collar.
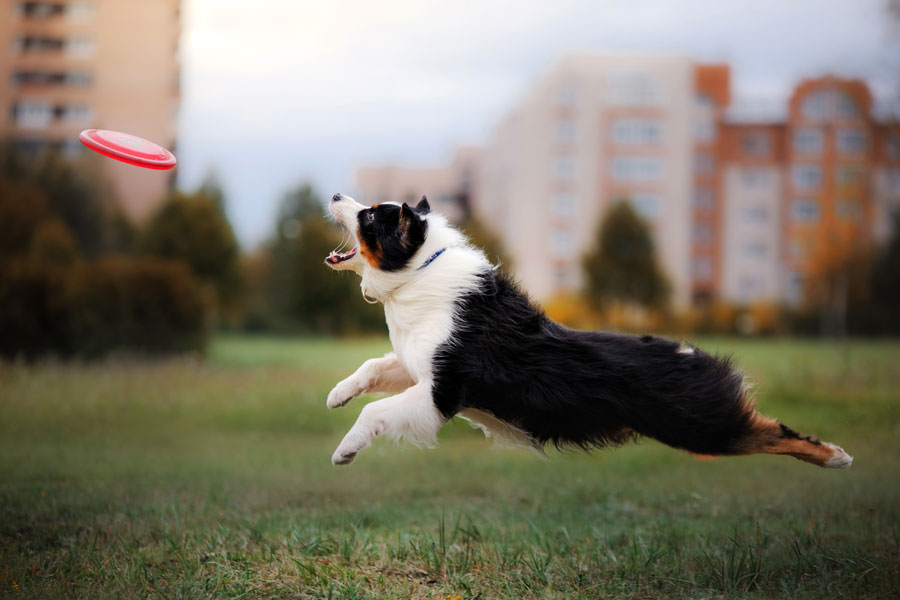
[418,248,447,270]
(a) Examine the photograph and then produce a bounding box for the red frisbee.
[79,129,176,170]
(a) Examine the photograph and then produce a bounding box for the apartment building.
[0,0,181,221]
[353,56,900,308]
[720,77,900,305]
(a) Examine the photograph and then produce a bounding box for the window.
[605,70,662,106]
[62,104,93,125]
[11,70,92,86]
[13,101,53,129]
[793,128,823,155]
[836,91,859,118]
[693,223,713,245]
[552,194,575,217]
[835,165,865,188]
[694,119,716,142]
[836,128,867,154]
[67,2,94,22]
[694,152,715,175]
[550,229,574,255]
[791,200,820,222]
[741,206,768,224]
[792,165,822,190]
[694,188,714,212]
[886,133,900,161]
[12,35,64,53]
[610,119,662,145]
[802,91,830,121]
[740,242,767,259]
[693,257,713,281]
[15,2,66,19]
[610,157,662,181]
[553,157,574,180]
[836,201,862,221]
[739,277,762,300]
[66,37,95,58]
[629,193,661,221]
[555,120,575,143]
[741,131,770,157]
[741,168,770,188]
[556,84,576,107]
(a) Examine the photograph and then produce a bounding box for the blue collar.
[418,248,447,270]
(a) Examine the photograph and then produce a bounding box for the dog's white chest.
[383,296,456,382]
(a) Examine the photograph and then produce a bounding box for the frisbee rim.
[79,129,177,170]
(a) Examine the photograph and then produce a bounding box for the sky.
[177,0,900,248]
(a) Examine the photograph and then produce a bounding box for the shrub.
[0,257,210,360]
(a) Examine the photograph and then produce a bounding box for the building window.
[802,91,829,121]
[793,128,823,155]
[694,188,714,212]
[836,128,867,155]
[62,103,93,125]
[835,165,865,188]
[791,200,820,222]
[13,101,53,129]
[741,206,768,224]
[605,70,662,106]
[556,84,576,107]
[555,120,575,143]
[740,168,770,188]
[693,257,713,281]
[693,223,713,245]
[836,91,860,118]
[550,229,574,255]
[11,70,92,86]
[694,119,716,142]
[610,157,662,181]
[886,133,900,161]
[741,131,770,157]
[67,2,94,22]
[740,241,767,259]
[629,193,661,221]
[694,152,715,175]
[836,201,862,221]
[610,118,662,145]
[739,277,762,300]
[12,35,65,53]
[15,2,66,19]
[792,164,822,190]
[553,157,574,180]
[552,193,575,217]
[66,37,95,58]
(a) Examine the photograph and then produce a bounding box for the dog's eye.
[365,211,375,223]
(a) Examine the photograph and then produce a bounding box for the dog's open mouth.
[325,247,358,265]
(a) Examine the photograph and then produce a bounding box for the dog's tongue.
[326,247,358,264]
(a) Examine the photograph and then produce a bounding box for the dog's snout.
[332,193,342,203]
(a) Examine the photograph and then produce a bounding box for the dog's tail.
[623,341,852,468]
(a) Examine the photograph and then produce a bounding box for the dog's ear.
[398,202,425,246]
[415,195,431,214]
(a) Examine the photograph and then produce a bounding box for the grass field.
[1,336,898,599]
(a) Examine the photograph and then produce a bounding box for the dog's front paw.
[326,379,361,409]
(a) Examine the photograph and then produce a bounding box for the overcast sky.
[177,0,900,248]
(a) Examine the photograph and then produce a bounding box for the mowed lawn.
[1,336,898,599]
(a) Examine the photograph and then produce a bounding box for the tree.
[264,183,384,334]
[582,199,670,310]
[870,213,900,333]
[461,215,513,270]
[141,189,243,315]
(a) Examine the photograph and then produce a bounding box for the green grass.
[1,335,898,599]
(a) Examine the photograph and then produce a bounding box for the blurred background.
[1,2,900,598]
[1,0,899,351]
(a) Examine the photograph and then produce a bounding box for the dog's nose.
[332,193,342,203]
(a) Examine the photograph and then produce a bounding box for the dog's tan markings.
[356,225,385,268]
[732,415,852,468]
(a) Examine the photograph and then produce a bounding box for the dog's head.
[325,193,431,274]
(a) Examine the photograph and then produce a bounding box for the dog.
[323,193,852,469]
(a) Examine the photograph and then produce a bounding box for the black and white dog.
[323,193,852,469]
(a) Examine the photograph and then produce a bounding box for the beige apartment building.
[0,0,181,221]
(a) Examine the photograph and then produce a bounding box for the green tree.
[461,215,513,271]
[141,189,243,315]
[870,213,900,333]
[582,199,670,310]
[265,183,383,334]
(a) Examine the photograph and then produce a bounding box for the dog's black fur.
[433,270,755,455]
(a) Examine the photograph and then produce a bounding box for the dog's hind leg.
[331,382,443,465]
[326,352,416,409]
[732,415,853,468]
